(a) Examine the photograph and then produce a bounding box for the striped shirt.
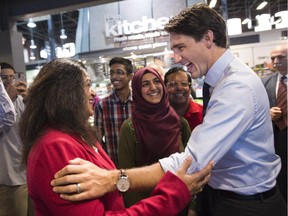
[94,90,133,167]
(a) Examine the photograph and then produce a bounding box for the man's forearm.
[125,162,164,192]
[51,159,165,201]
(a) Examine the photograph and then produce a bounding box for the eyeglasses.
[0,75,15,80]
[166,81,191,89]
[108,69,128,76]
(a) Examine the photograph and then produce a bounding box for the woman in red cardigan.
[20,58,212,216]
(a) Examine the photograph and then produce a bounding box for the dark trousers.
[198,185,287,216]
[274,126,287,202]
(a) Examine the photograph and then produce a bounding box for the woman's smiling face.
[141,72,163,104]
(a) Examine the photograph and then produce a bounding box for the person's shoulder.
[15,95,25,105]
[190,99,203,108]
[122,117,133,128]
[261,72,277,83]
[180,116,186,121]
[120,118,134,138]
[14,96,25,112]
[180,116,190,127]
[187,99,203,114]
[39,128,75,144]
[96,94,111,107]
[100,94,111,102]
[100,92,118,103]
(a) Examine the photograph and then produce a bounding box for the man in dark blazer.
[262,44,287,202]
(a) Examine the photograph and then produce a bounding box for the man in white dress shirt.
[51,4,286,216]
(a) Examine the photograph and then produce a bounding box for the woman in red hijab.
[118,67,191,212]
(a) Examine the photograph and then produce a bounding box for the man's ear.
[203,30,214,48]
[128,73,134,81]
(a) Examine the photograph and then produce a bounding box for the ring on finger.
[76,183,82,194]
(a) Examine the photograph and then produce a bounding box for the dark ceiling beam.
[8,0,121,19]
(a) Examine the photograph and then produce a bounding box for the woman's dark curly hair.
[20,58,98,164]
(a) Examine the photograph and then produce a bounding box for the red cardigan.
[27,128,190,215]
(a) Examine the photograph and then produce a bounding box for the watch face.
[117,177,130,192]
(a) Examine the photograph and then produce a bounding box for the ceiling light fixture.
[30,39,37,49]
[29,28,37,49]
[242,18,250,25]
[256,1,268,10]
[27,18,36,28]
[60,29,67,39]
[242,0,251,25]
[60,13,67,40]
[209,0,217,8]
[30,51,36,60]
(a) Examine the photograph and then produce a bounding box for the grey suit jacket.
[261,72,278,107]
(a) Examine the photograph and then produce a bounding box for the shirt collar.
[277,73,287,81]
[204,49,235,88]
[111,89,133,102]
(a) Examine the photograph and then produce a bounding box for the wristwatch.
[116,169,130,193]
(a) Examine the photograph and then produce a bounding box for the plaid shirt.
[94,90,133,167]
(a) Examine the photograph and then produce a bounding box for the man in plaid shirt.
[94,57,134,167]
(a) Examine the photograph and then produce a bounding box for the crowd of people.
[0,3,287,216]
[0,62,34,216]
[118,67,192,214]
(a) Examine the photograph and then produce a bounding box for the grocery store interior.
[0,0,287,98]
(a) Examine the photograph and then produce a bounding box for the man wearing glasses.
[0,62,33,216]
[94,57,134,167]
[164,67,203,131]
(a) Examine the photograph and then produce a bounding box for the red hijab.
[132,67,181,165]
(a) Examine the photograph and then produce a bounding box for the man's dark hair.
[164,3,227,48]
[0,62,16,73]
[164,67,192,85]
[109,57,133,73]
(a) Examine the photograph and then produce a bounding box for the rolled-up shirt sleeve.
[0,79,16,131]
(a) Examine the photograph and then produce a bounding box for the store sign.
[113,31,169,42]
[254,11,288,32]
[122,42,168,52]
[105,16,170,41]
[275,10,288,29]
[255,14,272,32]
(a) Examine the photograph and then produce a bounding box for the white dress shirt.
[160,49,281,195]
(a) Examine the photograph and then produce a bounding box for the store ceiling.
[15,0,287,52]
[16,10,79,49]
[214,0,287,32]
